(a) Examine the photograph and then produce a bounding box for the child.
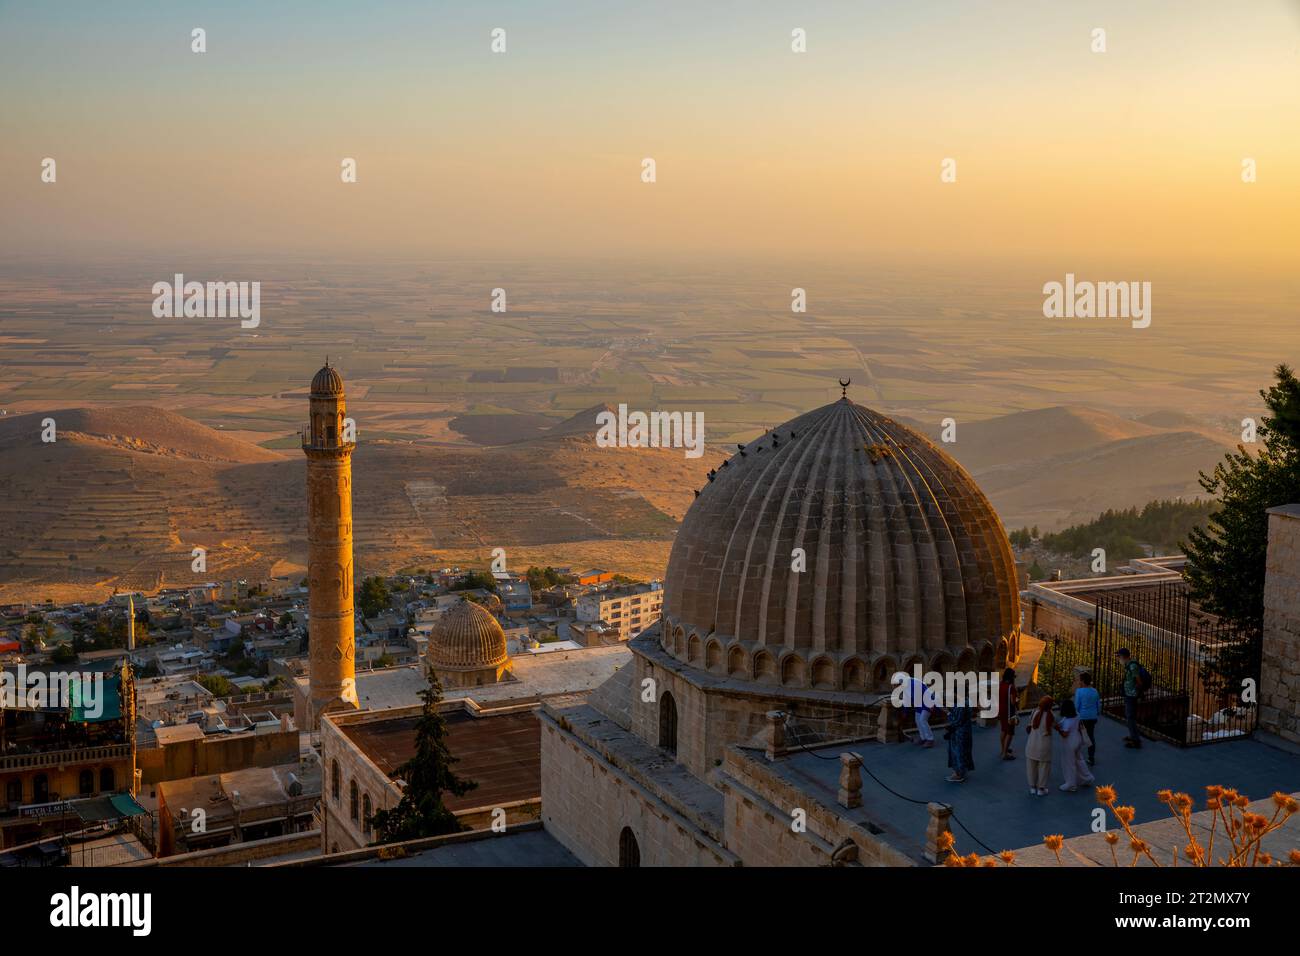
[1057,699,1096,792]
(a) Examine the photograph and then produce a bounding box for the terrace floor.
[780,716,1300,859]
[349,827,580,867]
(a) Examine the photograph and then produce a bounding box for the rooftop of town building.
[299,641,630,712]
[337,705,540,813]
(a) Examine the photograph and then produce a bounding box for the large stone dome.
[428,599,509,673]
[660,397,1020,692]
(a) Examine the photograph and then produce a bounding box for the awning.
[70,673,122,723]
[109,792,146,818]
[73,792,147,824]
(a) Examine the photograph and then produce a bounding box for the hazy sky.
[2,0,1298,268]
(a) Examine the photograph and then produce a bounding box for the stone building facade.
[320,698,543,854]
[575,583,664,641]
[1262,504,1300,743]
[540,675,921,867]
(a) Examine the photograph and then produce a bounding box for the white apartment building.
[574,583,663,641]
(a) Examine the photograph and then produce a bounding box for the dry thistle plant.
[939,785,1299,867]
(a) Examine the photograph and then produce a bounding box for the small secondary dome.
[428,599,509,672]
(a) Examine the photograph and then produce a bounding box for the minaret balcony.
[300,423,356,453]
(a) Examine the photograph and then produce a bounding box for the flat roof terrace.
[768,717,1300,859]
[340,709,540,813]
[350,826,579,867]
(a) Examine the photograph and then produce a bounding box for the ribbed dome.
[661,398,1019,687]
[428,599,509,671]
[311,364,344,397]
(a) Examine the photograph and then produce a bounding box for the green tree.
[357,576,391,618]
[50,642,78,664]
[449,570,497,593]
[1185,364,1300,691]
[526,565,574,589]
[370,668,476,844]
[1040,499,1216,560]
[196,673,235,697]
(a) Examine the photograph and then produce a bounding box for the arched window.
[658,691,678,756]
[781,655,805,685]
[687,635,701,663]
[618,826,640,868]
[100,767,115,792]
[5,781,21,806]
[362,794,372,835]
[33,774,49,803]
[79,769,94,795]
[349,780,359,821]
[331,760,341,802]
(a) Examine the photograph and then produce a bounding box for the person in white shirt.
[900,674,938,748]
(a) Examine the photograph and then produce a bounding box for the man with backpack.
[1115,647,1150,749]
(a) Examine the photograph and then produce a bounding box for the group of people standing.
[909,650,1146,794]
[1019,678,1098,795]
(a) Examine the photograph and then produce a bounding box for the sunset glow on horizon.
[2,0,1298,268]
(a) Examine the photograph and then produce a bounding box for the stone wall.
[1261,506,1300,743]
[1025,596,1093,643]
[539,711,738,867]
[629,654,708,776]
[320,710,402,853]
[138,830,321,867]
[541,703,921,867]
[715,747,922,867]
[137,728,299,785]
[631,646,876,780]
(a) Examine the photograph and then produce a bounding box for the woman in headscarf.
[1024,695,1055,796]
[945,701,975,783]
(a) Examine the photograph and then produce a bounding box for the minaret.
[302,361,358,727]
[126,593,135,651]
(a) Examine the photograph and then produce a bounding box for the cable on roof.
[780,703,999,856]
